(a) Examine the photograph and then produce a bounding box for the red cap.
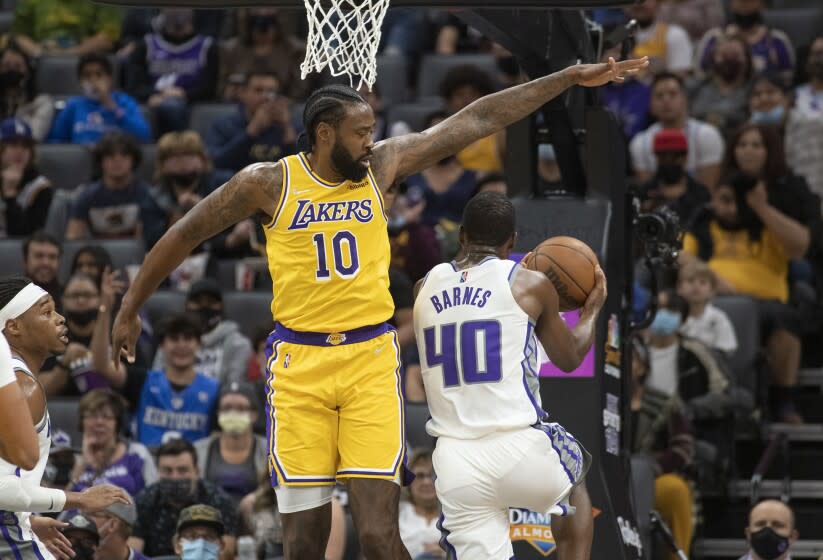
[653,128,688,154]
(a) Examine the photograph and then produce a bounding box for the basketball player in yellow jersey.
[112,55,648,560]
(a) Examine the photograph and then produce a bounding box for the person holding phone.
[206,71,297,172]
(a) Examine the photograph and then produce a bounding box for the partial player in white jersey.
[0,331,39,471]
[413,192,607,560]
[0,277,131,560]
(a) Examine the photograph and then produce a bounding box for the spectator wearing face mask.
[124,8,219,135]
[131,440,238,558]
[58,512,100,560]
[0,45,54,141]
[193,383,267,505]
[47,53,150,145]
[695,0,795,84]
[748,73,790,128]
[218,8,307,101]
[173,505,227,560]
[740,499,798,560]
[689,33,754,133]
[637,129,710,228]
[151,279,253,385]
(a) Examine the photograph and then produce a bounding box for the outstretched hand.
[30,517,74,559]
[111,308,142,369]
[574,56,649,88]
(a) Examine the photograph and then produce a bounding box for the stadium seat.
[222,291,274,339]
[763,8,823,49]
[0,12,12,36]
[0,239,24,275]
[216,259,237,289]
[416,53,499,101]
[405,401,434,450]
[375,54,409,105]
[137,144,157,183]
[48,398,82,451]
[35,56,83,96]
[37,144,93,191]
[60,239,146,283]
[189,103,238,140]
[143,290,187,330]
[386,100,446,133]
[712,295,762,411]
[44,189,75,239]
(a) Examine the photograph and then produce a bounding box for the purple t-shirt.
[70,442,157,497]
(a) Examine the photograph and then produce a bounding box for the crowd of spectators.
[0,0,821,558]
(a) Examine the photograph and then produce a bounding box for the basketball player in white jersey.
[413,192,607,559]
[0,277,130,560]
[0,330,39,471]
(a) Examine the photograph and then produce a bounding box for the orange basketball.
[523,236,599,311]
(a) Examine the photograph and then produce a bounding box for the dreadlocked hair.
[301,84,367,149]
[0,276,33,310]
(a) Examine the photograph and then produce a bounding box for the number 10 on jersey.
[312,231,360,280]
[424,321,503,387]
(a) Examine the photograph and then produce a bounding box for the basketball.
[523,236,599,311]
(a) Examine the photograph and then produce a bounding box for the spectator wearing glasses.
[399,450,444,560]
[193,382,268,505]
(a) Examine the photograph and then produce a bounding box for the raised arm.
[374,57,648,183]
[533,266,607,372]
[112,162,283,363]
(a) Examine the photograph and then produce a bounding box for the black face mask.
[657,162,685,185]
[65,309,98,327]
[636,17,654,29]
[732,11,763,30]
[715,58,745,82]
[749,527,791,560]
[156,479,196,509]
[165,172,200,188]
[0,70,25,89]
[196,308,222,332]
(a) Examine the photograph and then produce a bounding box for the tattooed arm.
[112,162,282,362]
[372,57,647,188]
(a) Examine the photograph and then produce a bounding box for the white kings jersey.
[0,356,52,532]
[413,257,546,439]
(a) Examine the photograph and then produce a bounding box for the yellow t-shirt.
[683,222,789,302]
[264,153,394,332]
[456,134,503,172]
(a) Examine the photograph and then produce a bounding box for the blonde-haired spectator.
[677,260,738,356]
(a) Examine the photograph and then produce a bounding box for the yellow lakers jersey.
[264,153,394,332]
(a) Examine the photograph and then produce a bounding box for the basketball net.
[301,0,392,91]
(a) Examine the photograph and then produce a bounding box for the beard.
[331,141,369,182]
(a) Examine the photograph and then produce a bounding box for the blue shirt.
[47,91,151,144]
[134,369,220,446]
[405,168,477,227]
[70,179,152,238]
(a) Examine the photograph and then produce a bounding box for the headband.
[0,283,48,330]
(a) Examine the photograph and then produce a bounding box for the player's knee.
[282,527,326,559]
[357,516,399,556]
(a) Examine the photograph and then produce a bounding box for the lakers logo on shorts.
[326,333,347,345]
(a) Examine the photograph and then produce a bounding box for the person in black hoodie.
[0,118,52,236]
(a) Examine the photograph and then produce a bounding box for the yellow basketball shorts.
[264,322,406,487]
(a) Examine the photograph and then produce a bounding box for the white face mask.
[81,81,98,100]
[218,411,252,434]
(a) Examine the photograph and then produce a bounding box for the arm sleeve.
[25,483,67,513]
[665,25,693,72]
[696,124,724,167]
[114,94,151,142]
[207,121,255,171]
